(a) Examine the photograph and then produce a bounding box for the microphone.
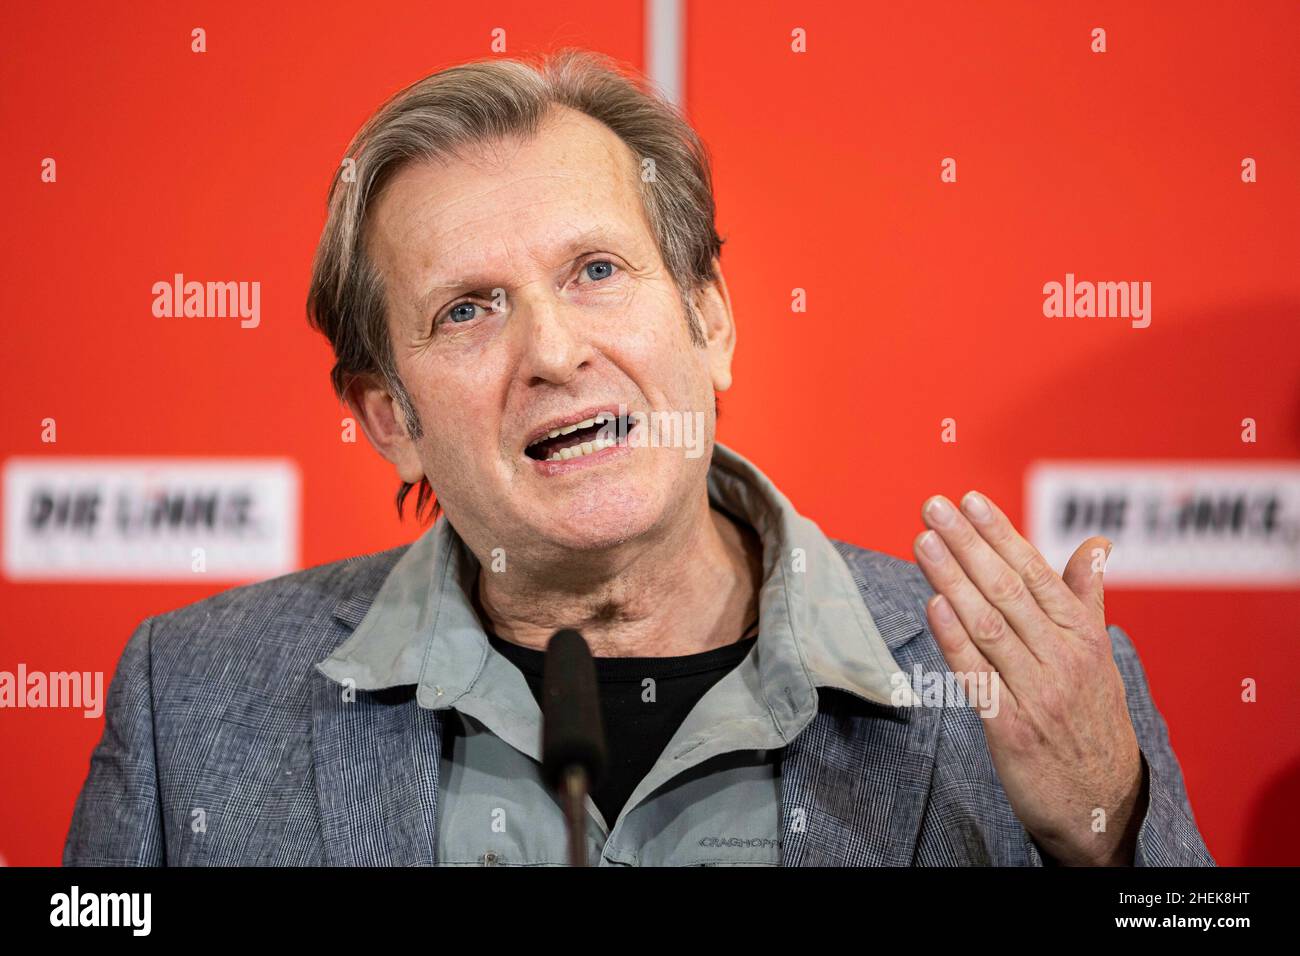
[540,628,607,867]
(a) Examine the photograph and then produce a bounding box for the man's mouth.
[524,411,631,462]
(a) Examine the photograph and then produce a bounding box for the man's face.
[359,106,734,560]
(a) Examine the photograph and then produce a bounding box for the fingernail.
[919,530,944,560]
[925,496,956,527]
[962,491,991,522]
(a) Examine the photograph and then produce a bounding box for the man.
[64,49,1213,866]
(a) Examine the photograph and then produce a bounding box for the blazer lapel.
[780,572,940,866]
[311,593,445,866]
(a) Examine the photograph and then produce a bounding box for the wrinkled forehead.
[365,107,654,287]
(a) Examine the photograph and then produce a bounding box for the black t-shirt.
[486,625,758,828]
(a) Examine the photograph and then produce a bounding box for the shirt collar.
[315,441,914,715]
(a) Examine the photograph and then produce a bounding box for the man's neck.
[473,493,764,657]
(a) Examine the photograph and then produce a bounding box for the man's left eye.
[445,302,483,324]
[582,260,617,282]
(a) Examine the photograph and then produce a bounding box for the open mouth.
[524,411,631,462]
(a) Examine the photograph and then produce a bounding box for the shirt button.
[482,851,498,866]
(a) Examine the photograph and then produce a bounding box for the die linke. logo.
[3,458,299,581]
[1026,462,1300,586]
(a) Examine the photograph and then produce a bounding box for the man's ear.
[343,374,426,484]
[692,257,736,393]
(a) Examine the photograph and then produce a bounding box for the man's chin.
[520,486,663,554]
[529,508,656,554]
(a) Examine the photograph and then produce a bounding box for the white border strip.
[646,0,685,107]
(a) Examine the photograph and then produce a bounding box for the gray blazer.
[63,539,1215,866]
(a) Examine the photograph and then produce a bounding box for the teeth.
[547,437,616,462]
[538,412,617,443]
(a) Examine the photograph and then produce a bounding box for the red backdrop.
[2,0,1297,865]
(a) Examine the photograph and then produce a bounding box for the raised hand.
[912,491,1147,865]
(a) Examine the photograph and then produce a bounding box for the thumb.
[1062,535,1111,617]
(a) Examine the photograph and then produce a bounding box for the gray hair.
[305,48,725,522]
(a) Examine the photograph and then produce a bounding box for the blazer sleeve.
[63,616,167,866]
[1107,623,1215,866]
[1023,623,1214,867]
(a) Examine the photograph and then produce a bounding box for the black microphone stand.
[541,628,608,867]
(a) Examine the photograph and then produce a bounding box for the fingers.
[913,524,1041,686]
[924,592,1019,722]
[918,495,1062,665]
[958,490,1092,631]
[1062,535,1111,621]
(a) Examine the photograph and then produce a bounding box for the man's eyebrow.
[413,227,628,315]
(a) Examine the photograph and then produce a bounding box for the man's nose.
[512,289,595,386]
